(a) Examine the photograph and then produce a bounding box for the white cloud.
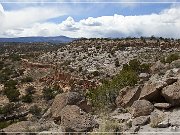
[59,16,79,31]
[1,4,180,38]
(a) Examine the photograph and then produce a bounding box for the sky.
[0,0,180,38]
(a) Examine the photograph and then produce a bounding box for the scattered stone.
[154,103,172,109]
[131,100,154,118]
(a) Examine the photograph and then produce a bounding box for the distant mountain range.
[0,36,76,43]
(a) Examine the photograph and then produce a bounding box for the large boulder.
[60,105,98,132]
[139,80,166,102]
[131,100,154,118]
[116,86,142,108]
[161,80,180,106]
[51,92,91,120]
[139,73,177,102]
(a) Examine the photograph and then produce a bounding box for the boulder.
[168,108,180,127]
[60,105,98,132]
[131,100,154,118]
[161,80,180,106]
[51,92,91,120]
[3,121,30,132]
[132,116,150,126]
[116,86,142,108]
[150,110,169,128]
[139,73,177,102]
[139,81,165,102]
[154,103,172,109]
[150,60,165,74]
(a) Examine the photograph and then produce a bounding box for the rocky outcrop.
[115,86,142,108]
[131,100,154,118]
[51,92,91,120]
[161,80,180,106]
[60,105,98,132]
[139,72,178,102]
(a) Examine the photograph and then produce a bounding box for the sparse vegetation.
[21,76,33,83]
[29,105,42,117]
[165,53,179,63]
[86,59,140,112]
[43,84,63,100]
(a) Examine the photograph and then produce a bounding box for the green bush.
[0,73,9,84]
[43,85,63,100]
[0,103,17,115]
[115,59,120,67]
[22,94,33,103]
[0,61,4,70]
[25,86,35,95]
[29,105,42,117]
[10,54,21,61]
[165,53,179,63]
[21,76,33,83]
[4,87,20,102]
[86,65,139,111]
[4,80,18,89]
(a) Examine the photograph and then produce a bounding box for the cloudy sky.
[0,0,180,38]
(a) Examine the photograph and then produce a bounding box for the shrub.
[92,71,100,77]
[25,86,35,95]
[10,54,21,61]
[0,74,9,84]
[0,103,20,115]
[4,80,18,89]
[43,85,63,100]
[0,61,4,70]
[115,59,120,67]
[29,105,42,117]
[165,53,179,64]
[21,76,33,83]
[86,67,139,111]
[4,87,20,102]
[22,94,33,103]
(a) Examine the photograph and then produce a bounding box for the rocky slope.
[0,37,180,134]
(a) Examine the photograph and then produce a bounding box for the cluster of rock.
[38,38,180,91]
[2,92,98,134]
[113,59,180,133]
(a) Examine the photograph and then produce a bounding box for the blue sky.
[0,0,180,38]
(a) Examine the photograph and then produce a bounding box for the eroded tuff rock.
[131,100,154,118]
[139,72,178,102]
[115,86,142,108]
[132,116,150,126]
[161,80,180,106]
[154,103,172,109]
[60,105,98,132]
[51,92,91,120]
